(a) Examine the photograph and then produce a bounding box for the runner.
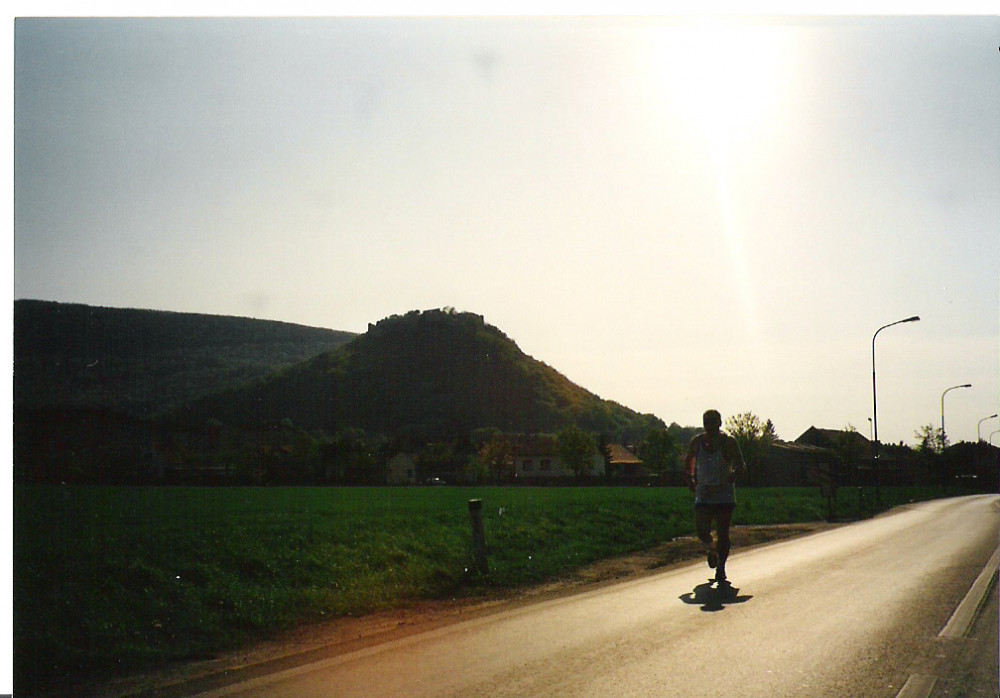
[685,409,746,584]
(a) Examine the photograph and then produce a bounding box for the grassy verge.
[14,484,975,690]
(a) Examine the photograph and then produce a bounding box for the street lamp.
[872,315,920,505]
[941,384,971,447]
[991,430,1000,445]
[978,414,998,442]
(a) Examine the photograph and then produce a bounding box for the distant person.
[685,409,746,584]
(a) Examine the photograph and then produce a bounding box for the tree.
[914,424,946,454]
[724,412,777,486]
[638,428,679,477]
[556,425,596,479]
[418,441,455,482]
[914,424,946,485]
[834,424,862,483]
[324,427,378,484]
[476,430,516,484]
[598,433,613,481]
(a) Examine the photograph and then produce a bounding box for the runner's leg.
[715,507,733,579]
[695,506,717,567]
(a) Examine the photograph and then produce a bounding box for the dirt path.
[70,522,840,698]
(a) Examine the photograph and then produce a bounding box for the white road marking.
[939,544,1000,639]
[896,543,1000,698]
[895,674,937,698]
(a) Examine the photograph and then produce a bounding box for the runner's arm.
[684,437,699,491]
[727,437,747,481]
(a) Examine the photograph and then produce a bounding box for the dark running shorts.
[694,502,737,512]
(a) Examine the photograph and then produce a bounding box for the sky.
[11,11,1000,446]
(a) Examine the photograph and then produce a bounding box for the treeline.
[14,300,356,418]
[17,404,995,490]
[15,403,697,487]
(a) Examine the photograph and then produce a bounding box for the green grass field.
[13,484,970,690]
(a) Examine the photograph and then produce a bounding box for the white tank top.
[696,439,729,485]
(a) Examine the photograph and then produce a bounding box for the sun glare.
[649,20,787,146]
[642,20,791,343]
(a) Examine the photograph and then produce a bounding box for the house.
[512,434,605,481]
[795,426,871,455]
[794,426,874,486]
[605,443,646,482]
[761,441,837,487]
[386,453,418,485]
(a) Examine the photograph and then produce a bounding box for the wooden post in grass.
[468,499,488,574]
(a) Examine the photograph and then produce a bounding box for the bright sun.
[648,19,788,147]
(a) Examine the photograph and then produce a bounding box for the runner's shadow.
[679,581,753,613]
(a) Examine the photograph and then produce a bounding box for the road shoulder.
[57,522,842,698]
[928,570,999,697]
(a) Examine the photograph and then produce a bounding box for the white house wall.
[514,454,605,479]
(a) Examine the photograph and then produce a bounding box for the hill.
[14,300,357,418]
[179,308,664,442]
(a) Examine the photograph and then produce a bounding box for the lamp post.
[990,430,1000,445]
[978,414,998,442]
[872,316,920,505]
[941,384,971,448]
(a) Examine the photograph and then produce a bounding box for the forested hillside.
[14,300,356,417]
[16,303,666,483]
[178,308,663,443]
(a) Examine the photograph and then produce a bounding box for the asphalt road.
[196,495,999,698]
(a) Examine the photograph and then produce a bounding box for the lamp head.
[904,316,920,322]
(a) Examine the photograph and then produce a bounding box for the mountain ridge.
[14,299,357,418]
[177,307,664,442]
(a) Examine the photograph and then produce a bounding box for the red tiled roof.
[606,443,641,464]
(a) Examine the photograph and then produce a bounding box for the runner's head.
[703,409,722,433]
